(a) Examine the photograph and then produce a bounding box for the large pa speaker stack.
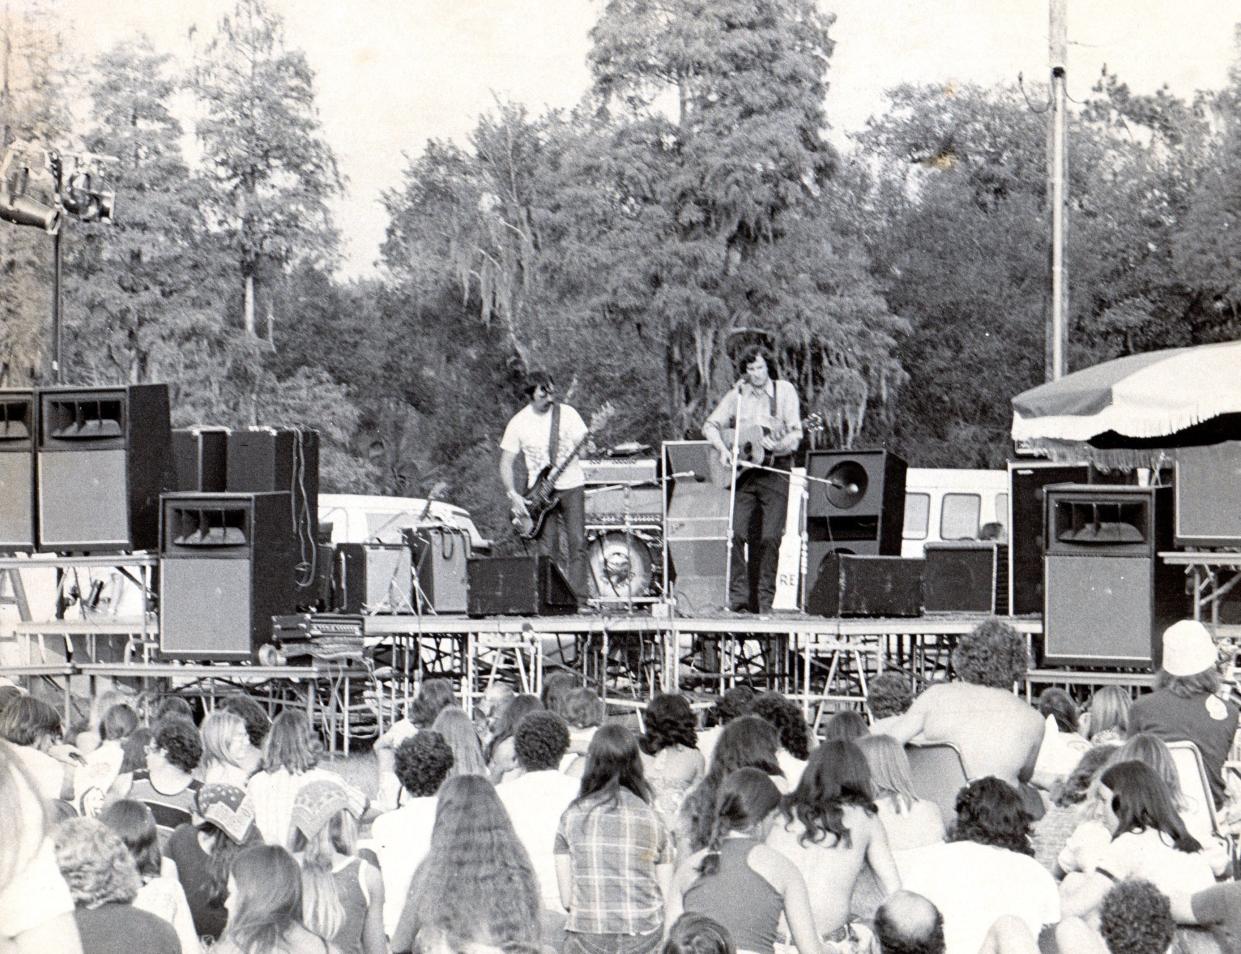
[1007,461,1090,616]
[37,384,174,552]
[172,426,230,492]
[1042,484,1182,668]
[1175,442,1241,548]
[159,492,297,659]
[0,390,36,552]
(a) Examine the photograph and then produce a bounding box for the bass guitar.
[512,403,616,540]
[716,412,824,488]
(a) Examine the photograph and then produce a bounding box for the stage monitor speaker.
[333,543,413,614]
[172,427,229,492]
[807,552,924,617]
[663,440,730,612]
[923,542,1005,614]
[1007,461,1089,616]
[806,449,906,555]
[0,390,36,552]
[404,526,470,614]
[37,384,173,552]
[1175,442,1241,547]
[467,556,577,617]
[1042,484,1182,668]
[159,491,296,660]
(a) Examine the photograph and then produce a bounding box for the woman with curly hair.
[696,687,755,765]
[118,716,203,839]
[392,774,541,954]
[680,715,784,853]
[855,734,945,851]
[641,693,706,832]
[52,817,180,954]
[214,844,338,954]
[486,693,544,784]
[765,740,898,943]
[751,692,812,786]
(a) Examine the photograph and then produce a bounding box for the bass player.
[499,369,589,599]
[703,346,803,613]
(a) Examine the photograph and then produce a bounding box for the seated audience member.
[560,687,606,776]
[99,799,201,954]
[640,693,707,827]
[874,891,945,954]
[119,727,153,777]
[0,740,83,954]
[1170,880,1241,953]
[120,716,203,838]
[874,619,1045,806]
[554,724,672,954]
[765,739,899,943]
[212,844,340,954]
[246,712,367,847]
[290,780,384,954]
[856,734,946,851]
[868,673,915,721]
[821,709,869,743]
[80,704,139,807]
[662,912,736,954]
[75,690,132,754]
[1032,688,1091,789]
[496,711,580,941]
[52,817,180,954]
[670,768,823,954]
[199,710,254,787]
[218,694,271,778]
[165,782,259,943]
[697,687,756,765]
[1031,744,1116,874]
[429,706,488,777]
[393,775,541,954]
[1084,687,1130,745]
[366,730,454,939]
[475,682,515,749]
[542,670,579,716]
[751,692,812,786]
[682,715,785,852]
[0,695,76,803]
[1059,761,1213,929]
[1058,879,1177,954]
[1130,619,1239,809]
[897,778,1059,954]
[373,679,458,804]
[486,692,544,784]
[154,696,196,725]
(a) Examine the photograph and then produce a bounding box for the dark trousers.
[537,484,588,599]
[728,467,789,612]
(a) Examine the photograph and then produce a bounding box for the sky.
[42,0,1241,277]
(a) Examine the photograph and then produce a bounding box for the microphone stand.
[722,381,746,612]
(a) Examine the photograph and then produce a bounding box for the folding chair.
[905,740,970,827]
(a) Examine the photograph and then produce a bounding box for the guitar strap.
[548,402,561,470]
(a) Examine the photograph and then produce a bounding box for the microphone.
[827,477,860,495]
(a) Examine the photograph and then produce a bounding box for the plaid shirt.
[554,788,672,935]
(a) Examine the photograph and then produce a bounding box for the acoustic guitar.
[716,412,824,488]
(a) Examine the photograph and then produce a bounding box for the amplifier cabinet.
[467,556,577,617]
[923,542,1004,614]
[808,553,924,618]
[405,526,470,614]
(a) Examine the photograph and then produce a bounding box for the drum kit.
[582,442,663,603]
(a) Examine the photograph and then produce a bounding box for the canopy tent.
[1010,339,1241,468]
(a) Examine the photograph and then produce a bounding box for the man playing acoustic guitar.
[499,369,589,598]
[703,346,803,613]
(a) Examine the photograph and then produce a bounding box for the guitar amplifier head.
[581,458,658,485]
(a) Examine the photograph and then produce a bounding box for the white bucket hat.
[1160,620,1217,677]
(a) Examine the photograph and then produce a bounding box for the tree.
[193,0,341,339]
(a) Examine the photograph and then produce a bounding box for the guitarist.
[703,346,803,613]
[499,370,589,599]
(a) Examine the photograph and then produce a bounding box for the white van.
[901,468,1008,558]
[318,493,492,553]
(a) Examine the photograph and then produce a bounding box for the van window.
[941,493,981,540]
[903,493,930,540]
[365,509,420,541]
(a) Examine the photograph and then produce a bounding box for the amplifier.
[581,458,658,485]
[332,543,413,614]
[808,553,924,618]
[923,542,1005,614]
[404,525,470,614]
[467,556,578,617]
[273,613,366,640]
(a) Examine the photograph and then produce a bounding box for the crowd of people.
[3,617,1241,954]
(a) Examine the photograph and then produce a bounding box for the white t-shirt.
[500,404,588,491]
[245,767,367,848]
[496,769,582,912]
[1093,828,1215,898]
[366,795,440,937]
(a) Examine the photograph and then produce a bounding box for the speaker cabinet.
[663,441,730,611]
[172,427,229,492]
[807,553,924,617]
[467,556,577,617]
[0,390,36,552]
[1175,442,1241,547]
[405,526,471,614]
[923,542,1005,614]
[1042,484,1182,668]
[806,450,907,555]
[159,492,297,660]
[37,385,173,552]
[332,543,413,614]
[1008,461,1089,616]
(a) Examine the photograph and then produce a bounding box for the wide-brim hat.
[1161,620,1218,677]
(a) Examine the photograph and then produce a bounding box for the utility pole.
[1047,0,1069,381]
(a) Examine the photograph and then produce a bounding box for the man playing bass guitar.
[499,369,589,599]
[703,346,803,613]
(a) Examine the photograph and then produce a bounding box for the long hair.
[821,710,869,744]
[1155,668,1222,699]
[432,707,488,777]
[99,799,162,880]
[410,679,457,729]
[198,818,256,905]
[1110,733,1184,809]
[641,693,698,755]
[664,912,738,954]
[698,768,780,876]
[778,740,876,849]
[0,695,61,747]
[261,711,320,775]
[290,808,358,942]
[1052,744,1118,810]
[1037,688,1079,734]
[684,716,781,851]
[222,845,304,954]
[576,723,652,809]
[951,778,1033,856]
[1100,760,1201,854]
[486,694,543,762]
[856,734,919,812]
[406,775,541,950]
[1086,687,1130,740]
[200,711,249,774]
[751,693,811,759]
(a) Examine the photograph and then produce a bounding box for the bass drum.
[587,530,655,598]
